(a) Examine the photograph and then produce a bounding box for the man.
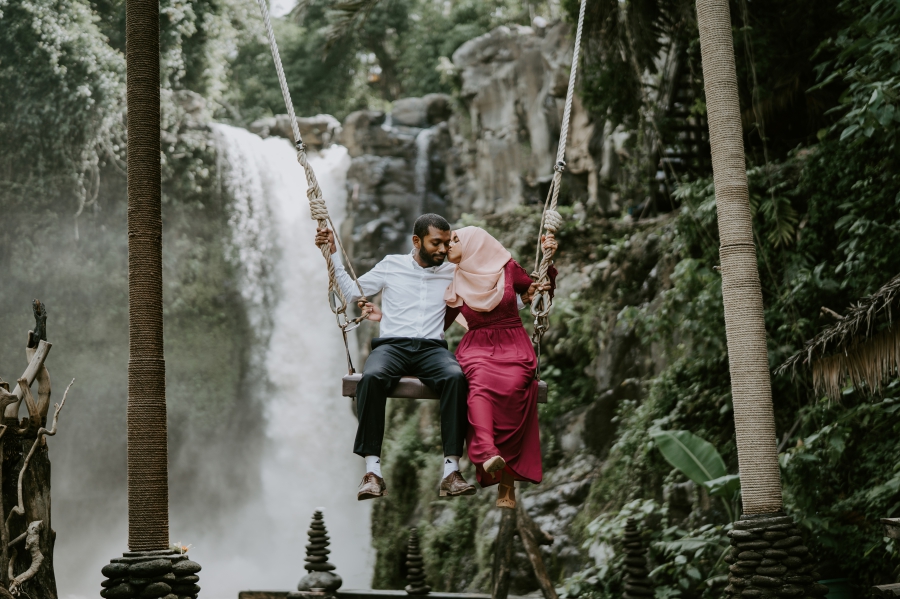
[315,213,477,501]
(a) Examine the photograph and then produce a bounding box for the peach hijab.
[444,226,512,312]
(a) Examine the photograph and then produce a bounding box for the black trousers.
[354,337,468,458]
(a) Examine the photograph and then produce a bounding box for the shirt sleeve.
[330,254,387,302]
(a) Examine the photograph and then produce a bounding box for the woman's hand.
[540,233,558,255]
[521,281,552,306]
[359,300,382,322]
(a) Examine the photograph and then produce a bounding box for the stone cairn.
[405,528,430,595]
[621,518,652,599]
[724,513,829,599]
[100,550,201,599]
[296,510,343,595]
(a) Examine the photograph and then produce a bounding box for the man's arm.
[316,228,385,302]
[330,254,386,302]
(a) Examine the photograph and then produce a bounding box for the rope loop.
[542,209,564,234]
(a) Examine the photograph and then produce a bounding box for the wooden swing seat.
[342,374,547,403]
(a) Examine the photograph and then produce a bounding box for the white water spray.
[187,124,372,597]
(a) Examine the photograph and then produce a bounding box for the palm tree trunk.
[125,0,168,552]
[695,2,824,597]
[695,0,781,517]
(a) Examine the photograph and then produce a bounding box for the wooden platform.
[342,374,547,403]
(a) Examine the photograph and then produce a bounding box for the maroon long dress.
[447,259,555,487]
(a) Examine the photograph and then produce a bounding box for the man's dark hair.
[413,213,450,239]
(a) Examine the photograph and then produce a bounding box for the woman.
[444,226,556,509]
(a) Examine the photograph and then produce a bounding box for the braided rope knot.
[542,209,564,234]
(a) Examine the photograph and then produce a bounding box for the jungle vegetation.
[1,0,899,596]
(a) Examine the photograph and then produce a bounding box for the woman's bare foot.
[484,455,506,476]
[496,470,516,509]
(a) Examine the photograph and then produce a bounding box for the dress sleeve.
[444,306,462,331]
[548,264,557,299]
[510,260,535,294]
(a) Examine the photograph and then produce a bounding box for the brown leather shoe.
[358,472,388,501]
[439,471,476,497]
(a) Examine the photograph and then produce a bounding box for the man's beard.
[419,245,446,267]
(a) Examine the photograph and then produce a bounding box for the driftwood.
[8,380,71,524]
[515,503,557,599]
[3,342,51,420]
[0,303,67,599]
[8,521,42,595]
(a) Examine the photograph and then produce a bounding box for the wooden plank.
[342,374,547,403]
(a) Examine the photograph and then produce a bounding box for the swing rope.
[530,0,587,350]
[255,0,369,373]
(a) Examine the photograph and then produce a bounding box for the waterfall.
[190,124,373,596]
[414,127,435,210]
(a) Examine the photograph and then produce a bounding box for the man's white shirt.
[331,253,456,340]
[330,252,526,341]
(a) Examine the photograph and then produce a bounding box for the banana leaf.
[649,428,727,485]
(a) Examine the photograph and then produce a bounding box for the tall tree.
[695,0,821,596]
[126,0,168,551]
[695,0,781,519]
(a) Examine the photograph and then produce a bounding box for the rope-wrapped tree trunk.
[125,0,168,551]
[695,2,823,598]
[100,0,203,594]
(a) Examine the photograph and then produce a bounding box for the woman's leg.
[466,388,499,467]
[496,469,516,509]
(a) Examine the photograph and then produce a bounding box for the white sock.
[365,455,382,478]
[443,455,460,478]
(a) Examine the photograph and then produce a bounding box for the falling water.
[414,128,435,209]
[182,124,373,596]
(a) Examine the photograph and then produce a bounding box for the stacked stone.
[100,550,201,599]
[621,518,652,599]
[297,510,342,594]
[724,513,829,599]
[405,528,430,595]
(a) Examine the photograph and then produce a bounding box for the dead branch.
[516,502,554,546]
[4,342,51,419]
[515,502,558,599]
[491,507,516,599]
[14,384,39,437]
[0,430,6,588]
[23,346,51,425]
[8,521,42,595]
[7,379,73,529]
[6,549,13,590]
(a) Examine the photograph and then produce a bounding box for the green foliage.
[814,0,900,145]
[0,0,124,220]
[650,428,739,520]
[570,499,731,599]
[781,385,900,586]
[226,11,367,122]
[649,430,726,487]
